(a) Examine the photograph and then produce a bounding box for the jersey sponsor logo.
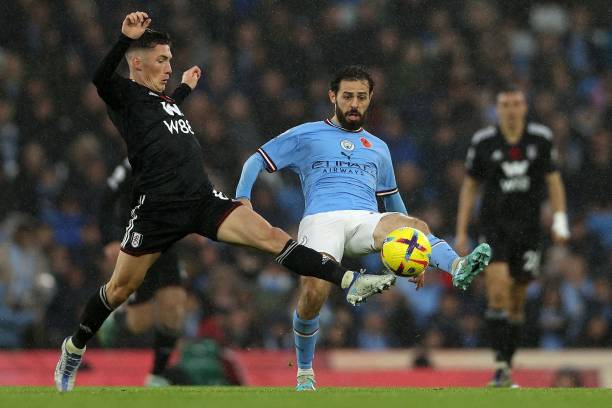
[312,160,377,177]
[501,160,529,177]
[500,160,530,192]
[341,139,355,151]
[131,232,143,248]
[161,101,184,117]
[163,119,194,135]
[360,137,372,148]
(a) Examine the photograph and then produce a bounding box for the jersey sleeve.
[541,138,558,173]
[465,140,486,180]
[257,127,301,172]
[375,144,399,197]
[92,34,134,110]
[99,159,132,245]
[170,83,192,105]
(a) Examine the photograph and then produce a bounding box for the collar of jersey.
[324,118,363,133]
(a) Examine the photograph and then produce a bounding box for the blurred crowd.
[0,0,610,354]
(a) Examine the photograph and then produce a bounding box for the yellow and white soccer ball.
[381,227,431,278]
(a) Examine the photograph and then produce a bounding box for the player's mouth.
[346,111,361,120]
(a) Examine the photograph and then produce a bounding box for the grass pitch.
[1,387,610,408]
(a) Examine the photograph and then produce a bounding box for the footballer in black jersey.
[456,86,570,387]
[98,158,186,385]
[55,12,395,392]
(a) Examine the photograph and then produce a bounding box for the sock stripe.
[276,240,299,264]
[293,328,319,338]
[99,285,113,311]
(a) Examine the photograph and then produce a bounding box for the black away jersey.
[92,34,212,202]
[466,123,557,223]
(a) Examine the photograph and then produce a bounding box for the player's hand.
[104,241,122,263]
[237,198,253,210]
[454,233,471,256]
[122,11,151,39]
[409,272,425,290]
[181,66,202,90]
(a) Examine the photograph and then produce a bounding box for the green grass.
[1,387,610,408]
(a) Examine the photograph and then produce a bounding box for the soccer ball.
[381,227,431,277]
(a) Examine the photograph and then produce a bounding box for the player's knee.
[299,286,328,313]
[412,218,430,235]
[106,282,138,307]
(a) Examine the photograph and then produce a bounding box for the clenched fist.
[122,11,151,39]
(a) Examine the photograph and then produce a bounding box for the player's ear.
[328,90,336,104]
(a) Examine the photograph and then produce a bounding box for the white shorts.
[297,210,397,262]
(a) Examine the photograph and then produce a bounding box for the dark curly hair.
[330,65,374,94]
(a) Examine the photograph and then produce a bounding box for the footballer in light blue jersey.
[236,66,491,391]
[253,119,399,217]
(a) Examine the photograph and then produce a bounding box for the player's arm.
[99,160,132,261]
[455,175,480,255]
[382,192,408,215]
[171,66,202,105]
[546,171,570,243]
[235,153,267,207]
[92,12,150,108]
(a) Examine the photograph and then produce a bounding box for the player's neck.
[129,73,162,94]
[500,122,524,145]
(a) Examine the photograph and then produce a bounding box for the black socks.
[276,240,347,286]
[72,285,114,349]
[152,327,179,375]
[485,308,512,366]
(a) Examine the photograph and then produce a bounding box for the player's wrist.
[552,211,570,239]
[118,33,135,43]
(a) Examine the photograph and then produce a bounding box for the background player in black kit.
[54,11,395,392]
[455,85,570,387]
[97,158,186,387]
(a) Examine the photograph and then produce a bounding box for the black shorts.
[128,247,183,305]
[120,189,241,256]
[481,225,542,283]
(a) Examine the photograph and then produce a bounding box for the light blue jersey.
[254,120,398,217]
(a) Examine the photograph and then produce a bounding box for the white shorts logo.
[131,232,143,248]
[213,189,230,200]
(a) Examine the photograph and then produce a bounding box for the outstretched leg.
[217,205,395,305]
[373,213,490,289]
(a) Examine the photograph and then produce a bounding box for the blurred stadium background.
[0,0,610,388]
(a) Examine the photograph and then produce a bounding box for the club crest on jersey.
[340,140,355,151]
[491,150,503,161]
[527,145,537,160]
[131,232,143,248]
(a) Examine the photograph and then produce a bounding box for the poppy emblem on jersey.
[131,232,142,248]
[341,140,355,151]
[509,147,522,160]
[360,137,372,148]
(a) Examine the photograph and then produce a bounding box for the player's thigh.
[484,262,513,309]
[106,251,161,306]
[125,301,155,334]
[372,213,430,250]
[508,281,530,321]
[216,205,291,254]
[297,212,346,261]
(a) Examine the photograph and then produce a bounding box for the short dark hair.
[130,28,171,50]
[330,65,374,94]
[495,82,523,96]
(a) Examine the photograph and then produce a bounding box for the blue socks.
[293,310,319,369]
[427,233,460,274]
